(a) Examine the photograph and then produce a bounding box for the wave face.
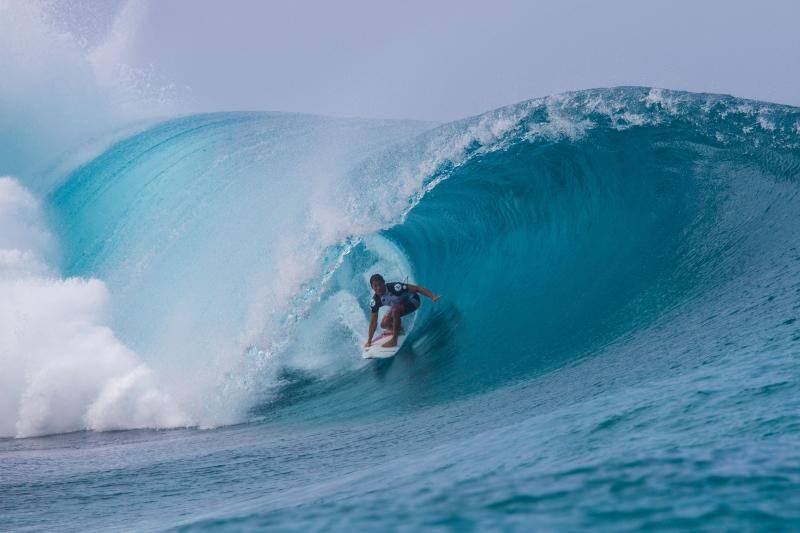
[45,112,431,430]
[4,87,800,530]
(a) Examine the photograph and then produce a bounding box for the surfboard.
[363,330,408,359]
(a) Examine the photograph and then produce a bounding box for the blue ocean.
[2,8,800,531]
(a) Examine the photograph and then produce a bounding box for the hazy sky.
[84,0,800,121]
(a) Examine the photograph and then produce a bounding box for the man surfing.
[365,274,440,348]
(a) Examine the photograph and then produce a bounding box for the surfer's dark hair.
[369,273,385,285]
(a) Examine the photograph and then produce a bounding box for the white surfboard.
[363,330,408,359]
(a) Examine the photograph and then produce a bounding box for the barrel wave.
[4,87,800,530]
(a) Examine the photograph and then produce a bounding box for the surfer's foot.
[382,338,398,348]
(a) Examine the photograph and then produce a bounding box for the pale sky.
[69,0,800,121]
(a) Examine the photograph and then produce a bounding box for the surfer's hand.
[364,340,372,348]
[431,294,441,302]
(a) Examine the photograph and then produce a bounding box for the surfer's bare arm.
[408,284,440,302]
[365,312,378,347]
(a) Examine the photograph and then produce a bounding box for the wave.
[267,87,800,420]
[2,86,792,438]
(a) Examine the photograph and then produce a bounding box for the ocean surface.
[1,10,800,528]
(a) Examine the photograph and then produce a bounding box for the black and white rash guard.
[369,282,419,313]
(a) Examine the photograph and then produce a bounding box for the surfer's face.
[371,280,386,295]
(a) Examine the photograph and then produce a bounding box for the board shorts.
[404,293,421,311]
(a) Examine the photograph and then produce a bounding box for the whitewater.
[2,2,800,530]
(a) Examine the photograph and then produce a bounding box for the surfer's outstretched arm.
[408,284,440,302]
[365,312,378,347]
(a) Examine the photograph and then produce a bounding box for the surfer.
[365,274,440,348]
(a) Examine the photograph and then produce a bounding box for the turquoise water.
[3,87,800,530]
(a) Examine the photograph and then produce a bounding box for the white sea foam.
[525,97,594,141]
[0,177,187,438]
[645,87,680,115]
[757,115,776,131]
